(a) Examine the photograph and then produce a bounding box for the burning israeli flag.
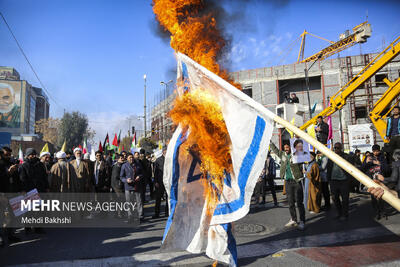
[162,53,274,266]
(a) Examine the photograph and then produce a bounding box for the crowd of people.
[1,106,400,246]
[0,145,168,246]
[256,136,400,231]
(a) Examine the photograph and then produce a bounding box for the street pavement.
[1,190,400,267]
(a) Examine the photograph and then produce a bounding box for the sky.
[1,0,399,144]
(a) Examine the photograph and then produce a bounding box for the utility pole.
[304,53,323,119]
[143,74,147,138]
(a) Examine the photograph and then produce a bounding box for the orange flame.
[152,0,239,86]
[169,89,231,215]
[153,0,238,214]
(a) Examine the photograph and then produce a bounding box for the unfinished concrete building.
[229,53,400,150]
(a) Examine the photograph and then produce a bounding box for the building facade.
[0,66,50,139]
[150,52,400,150]
[229,53,400,150]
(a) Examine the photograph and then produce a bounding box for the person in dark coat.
[19,148,49,193]
[93,151,110,193]
[111,155,125,218]
[0,147,20,244]
[315,116,329,145]
[327,143,354,221]
[120,152,143,223]
[139,149,153,204]
[362,144,390,220]
[153,148,168,218]
[18,148,48,234]
[290,93,299,103]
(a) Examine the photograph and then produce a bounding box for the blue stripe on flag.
[181,62,188,79]
[181,62,189,92]
[224,172,232,188]
[222,223,237,266]
[162,132,186,242]
[214,116,266,215]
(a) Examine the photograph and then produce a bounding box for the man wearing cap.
[49,151,72,192]
[19,148,49,193]
[69,148,90,192]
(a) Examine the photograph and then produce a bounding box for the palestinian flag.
[111,133,118,150]
[103,133,110,153]
[117,130,121,146]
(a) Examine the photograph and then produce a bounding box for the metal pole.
[144,74,147,138]
[304,53,322,119]
[304,67,313,119]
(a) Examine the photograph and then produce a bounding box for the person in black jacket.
[315,116,329,145]
[111,155,125,218]
[326,143,353,221]
[18,148,48,234]
[19,148,49,193]
[362,144,390,220]
[120,152,143,223]
[0,147,21,244]
[139,149,153,204]
[153,148,168,218]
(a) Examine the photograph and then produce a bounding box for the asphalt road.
[1,190,400,266]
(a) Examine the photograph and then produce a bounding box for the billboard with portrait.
[290,138,311,163]
[0,82,21,128]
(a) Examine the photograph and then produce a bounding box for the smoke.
[150,0,291,71]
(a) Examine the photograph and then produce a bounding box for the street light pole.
[143,74,147,138]
[304,53,323,119]
[160,80,173,144]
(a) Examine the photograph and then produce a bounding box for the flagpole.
[175,52,400,212]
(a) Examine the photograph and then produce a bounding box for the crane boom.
[300,36,400,131]
[369,77,400,142]
[297,21,371,63]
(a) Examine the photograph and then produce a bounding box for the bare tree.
[35,118,60,145]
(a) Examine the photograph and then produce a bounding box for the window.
[355,106,367,119]
[375,73,387,85]
[243,85,252,98]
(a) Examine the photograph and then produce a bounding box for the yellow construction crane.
[297,21,372,63]
[369,77,400,142]
[300,36,400,143]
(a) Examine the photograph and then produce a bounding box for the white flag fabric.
[162,53,274,266]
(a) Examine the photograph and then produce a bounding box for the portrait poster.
[0,82,21,128]
[290,138,311,163]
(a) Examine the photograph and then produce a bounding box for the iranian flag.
[18,145,23,164]
[83,138,88,154]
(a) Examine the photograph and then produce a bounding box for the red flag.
[122,145,125,151]
[98,141,103,152]
[112,133,118,147]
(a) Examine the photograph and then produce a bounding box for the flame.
[153,0,238,215]
[169,89,231,215]
[152,0,239,86]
